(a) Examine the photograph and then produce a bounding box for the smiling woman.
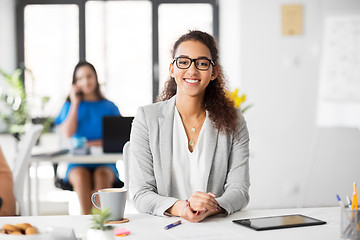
[130,30,250,223]
[55,61,123,215]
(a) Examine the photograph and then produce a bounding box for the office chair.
[52,126,123,191]
[53,165,124,191]
[53,164,124,191]
[12,124,43,215]
[122,141,130,190]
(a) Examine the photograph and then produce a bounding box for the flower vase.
[86,228,114,240]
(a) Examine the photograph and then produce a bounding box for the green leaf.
[241,104,253,114]
[89,208,114,230]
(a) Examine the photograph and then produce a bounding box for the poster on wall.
[317,16,360,128]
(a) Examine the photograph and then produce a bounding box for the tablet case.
[233,214,326,231]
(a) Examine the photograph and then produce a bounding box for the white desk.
[0,207,340,239]
[29,150,123,216]
[31,152,123,164]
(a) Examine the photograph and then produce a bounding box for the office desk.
[29,150,123,216]
[0,207,340,239]
[31,149,123,164]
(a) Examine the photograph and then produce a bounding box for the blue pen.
[164,220,182,230]
[337,194,346,208]
[346,196,352,208]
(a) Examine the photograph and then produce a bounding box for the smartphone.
[75,90,83,97]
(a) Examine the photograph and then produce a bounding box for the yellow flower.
[226,88,247,108]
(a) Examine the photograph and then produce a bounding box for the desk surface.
[31,148,122,163]
[32,152,122,163]
[0,207,340,240]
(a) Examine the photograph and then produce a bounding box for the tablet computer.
[232,214,326,231]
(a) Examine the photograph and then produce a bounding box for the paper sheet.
[164,221,243,239]
[317,16,360,127]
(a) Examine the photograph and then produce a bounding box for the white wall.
[237,0,360,209]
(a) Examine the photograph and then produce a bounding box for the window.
[158,3,213,92]
[86,1,152,116]
[17,0,218,117]
[24,4,79,117]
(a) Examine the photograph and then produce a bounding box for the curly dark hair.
[157,30,239,135]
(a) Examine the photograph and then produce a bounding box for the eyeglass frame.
[172,56,215,71]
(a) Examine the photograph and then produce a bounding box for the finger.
[194,191,218,205]
[183,202,196,219]
[207,192,216,198]
[185,209,207,223]
[191,194,218,211]
[190,201,217,212]
[190,196,217,209]
[193,210,209,222]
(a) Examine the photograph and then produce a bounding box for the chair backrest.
[12,124,43,215]
[122,141,131,192]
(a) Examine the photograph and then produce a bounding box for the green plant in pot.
[0,68,54,140]
[0,68,29,139]
[87,208,114,240]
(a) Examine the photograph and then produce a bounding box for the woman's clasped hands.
[179,192,222,223]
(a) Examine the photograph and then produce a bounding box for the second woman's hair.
[157,30,239,135]
[66,61,104,102]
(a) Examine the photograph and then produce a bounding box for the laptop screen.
[102,116,134,153]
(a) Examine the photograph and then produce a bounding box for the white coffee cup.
[91,188,127,221]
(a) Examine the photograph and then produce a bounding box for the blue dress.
[55,99,121,182]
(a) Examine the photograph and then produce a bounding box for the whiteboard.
[317,15,360,127]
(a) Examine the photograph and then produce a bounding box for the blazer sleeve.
[130,107,178,216]
[216,110,250,215]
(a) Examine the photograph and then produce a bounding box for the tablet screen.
[233,214,326,231]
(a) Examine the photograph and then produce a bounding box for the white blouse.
[170,107,210,200]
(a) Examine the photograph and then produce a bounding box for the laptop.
[102,116,134,153]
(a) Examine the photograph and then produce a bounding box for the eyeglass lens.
[176,57,211,70]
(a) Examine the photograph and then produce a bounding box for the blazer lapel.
[159,96,176,196]
[203,119,219,190]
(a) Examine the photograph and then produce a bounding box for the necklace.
[176,106,206,149]
[189,127,197,146]
[187,114,206,147]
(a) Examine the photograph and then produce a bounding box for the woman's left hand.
[180,199,220,223]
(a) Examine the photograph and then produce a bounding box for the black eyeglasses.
[172,56,215,71]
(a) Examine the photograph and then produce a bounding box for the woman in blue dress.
[55,61,121,214]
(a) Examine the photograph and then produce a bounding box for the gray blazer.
[130,95,250,216]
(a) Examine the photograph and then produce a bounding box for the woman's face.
[74,65,97,95]
[169,40,218,99]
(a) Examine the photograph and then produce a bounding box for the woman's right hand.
[180,199,209,223]
[180,198,221,223]
[70,85,82,104]
[189,191,220,212]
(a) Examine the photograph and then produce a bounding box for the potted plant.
[0,68,54,141]
[86,208,114,240]
[0,68,28,138]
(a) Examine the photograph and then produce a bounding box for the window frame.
[16,0,219,102]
